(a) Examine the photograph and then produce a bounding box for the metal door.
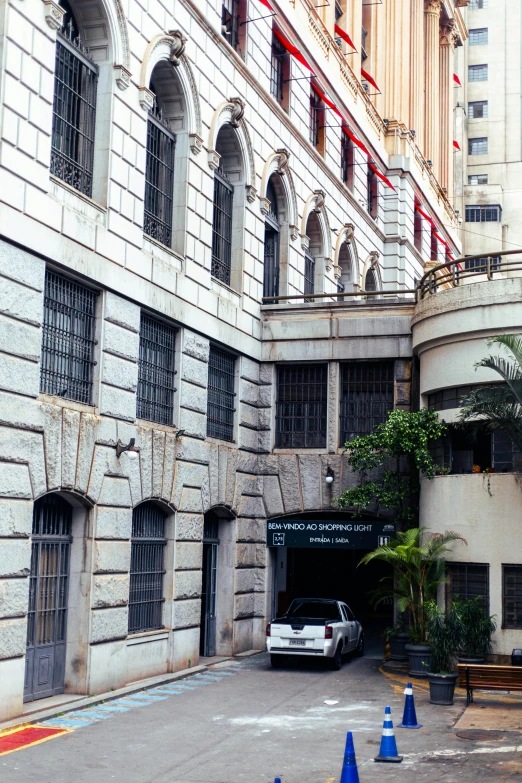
[24,496,72,703]
[200,516,219,657]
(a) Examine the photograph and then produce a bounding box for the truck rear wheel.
[271,654,285,668]
[328,643,343,671]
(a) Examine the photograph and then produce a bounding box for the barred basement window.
[446,563,489,612]
[137,314,177,425]
[51,16,98,198]
[469,137,488,155]
[469,27,488,45]
[128,503,167,634]
[276,365,327,448]
[340,361,394,444]
[40,270,97,404]
[211,168,234,286]
[304,251,315,302]
[503,565,522,628]
[143,105,175,248]
[207,347,236,441]
[468,64,488,81]
[465,204,501,222]
[222,0,240,49]
[468,101,488,119]
[263,179,280,302]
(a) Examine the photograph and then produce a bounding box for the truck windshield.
[287,600,340,620]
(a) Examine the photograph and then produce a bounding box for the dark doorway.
[24,495,72,702]
[200,512,219,657]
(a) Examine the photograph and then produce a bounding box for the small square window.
[465,204,501,222]
[468,101,488,119]
[469,137,488,155]
[447,563,489,611]
[468,64,488,82]
[468,174,488,185]
[469,28,488,45]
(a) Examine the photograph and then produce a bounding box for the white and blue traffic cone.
[374,705,403,763]
[398,682,423,729]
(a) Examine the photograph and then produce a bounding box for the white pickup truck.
[266,597,364,670]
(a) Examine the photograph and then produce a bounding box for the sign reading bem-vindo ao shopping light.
[266,519,396,550]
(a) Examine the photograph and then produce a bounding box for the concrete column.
[424,0,442,172]
[380,0,411,128]
[410,0,425,143]
[439,21,458,194]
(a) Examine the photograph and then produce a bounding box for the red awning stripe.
[341,126,371,157]
[310,82,343,118]
[361,68,379,91]
[273,29,314,72]
[334,24,356,49]
[258,0,275,8]
[414,203,437,229]
[368,162,396,192]
[453,140,461,151]
[453,73,462,86]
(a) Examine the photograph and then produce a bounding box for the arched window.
[128,503,167,634]
[211,125,244,289]
[337,241,353,298]
[263,178,280,302]
[51,0,98,197]
[365,266,377,292]
[304,211,323,301]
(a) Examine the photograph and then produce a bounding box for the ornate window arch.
[333,224,359,298]
[361,251,382,295]
[300,191,332,300]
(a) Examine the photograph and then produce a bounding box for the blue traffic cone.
[340,731,360,783]
[398,682,423,729]
[374,705,403,763]
[274,779,281,783]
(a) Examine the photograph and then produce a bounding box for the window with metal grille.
[447,563,489,611]
[465,204,501,222]
[361,26,368,61]
[137,314,177,425]
[503,565,522,628]
[128,503,166,634]
[304,251,315,302]
[276,365,327,448]
[428,385,479,411]
[222,0,240,49]
[211,169,234,286]
[364,268,377,292]
[207,347,236,441]
[469,137,488,155]
[263,180,280,302]
[469,0,487,7]
[270,34,286,103]
[340,361,394,444]
[468,101,488,119]
[464,255,501,271]
[367,168,378,219]
[469,27,488,45]
[144,111,175,248]
[492,429,522,472]
[51,19,98,198]
[341,133,354,189]
[468,173,488,184]
[309,87,321,147]
[468,64,488,81]
[40,270,97,404]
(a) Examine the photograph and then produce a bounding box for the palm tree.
[458,334,522,452]
[358,528,466,644]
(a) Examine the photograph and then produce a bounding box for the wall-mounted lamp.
[116,437,138,459]
[325,466,335,485]
[175,429,185,439]
[426,160,433,167]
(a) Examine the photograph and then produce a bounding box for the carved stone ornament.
[424,0,442,14]
[259,197,270,216]
[276,148,290,176]
[139,87,155,111]
[189,133,203,155]
[290,224,299,242]
[440,19,458,47]
[333,264,342,280]
[208,150,221,171]
[43,0,66,31]
[301,234,310,251]
[325,258,333,273]
[229,97,245,128]
[344,223,355,242]
[370,251,380,268]
[246,185,257,204]
[114,64,131,91]
[313,190,326,213]
[168,29,187,67]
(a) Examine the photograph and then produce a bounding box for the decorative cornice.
[189,133,203,155]
[425,0,442,15]
[43,0,65,30]
[246,185,257,204]
[114,64,131,91]
[139,87,155,111]
[440,19,458,48]
[208,150,221,171]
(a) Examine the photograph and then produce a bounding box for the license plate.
[289,639,306,646]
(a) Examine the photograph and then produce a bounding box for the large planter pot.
[428,672,458,705]
[405,643,432,678]
[389,633,411,661]
[457,656,485,665]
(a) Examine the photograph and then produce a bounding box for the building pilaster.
[410,0,425,144]
[439,20,459,195]
[424,0,442,174]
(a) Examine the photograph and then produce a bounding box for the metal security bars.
[275,365,327,448]
[40,271,97,404]
[211,169,234,286]
[263,180,280,302]
[304,252,315,302]
[446,563,489,611]
[207,347,236,441]
[340,361,394,444]
[51,29,97,198]
[128,504,167,634]
[465,205,501,222]
[144,114,175,247]
[137,314,177,425]
[270,35,285,102]
[503,565,522,628]
[464,255,500,271]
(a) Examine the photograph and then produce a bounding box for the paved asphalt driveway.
[2,652,522,782]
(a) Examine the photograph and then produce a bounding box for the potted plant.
[426,600,459,705]
[359,528,466,678]
[457,598,496,664]
[385,617,410,661]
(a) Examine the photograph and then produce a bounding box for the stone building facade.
[0,0,467,721]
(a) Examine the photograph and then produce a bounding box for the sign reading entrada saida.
[266,519,396,550]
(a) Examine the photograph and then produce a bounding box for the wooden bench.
[457,663,522,705]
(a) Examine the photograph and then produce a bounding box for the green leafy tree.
[336,409,447,524]
[458,334,522,453]
[358,528,466,644]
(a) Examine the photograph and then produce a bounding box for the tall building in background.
[455,0,522,258]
